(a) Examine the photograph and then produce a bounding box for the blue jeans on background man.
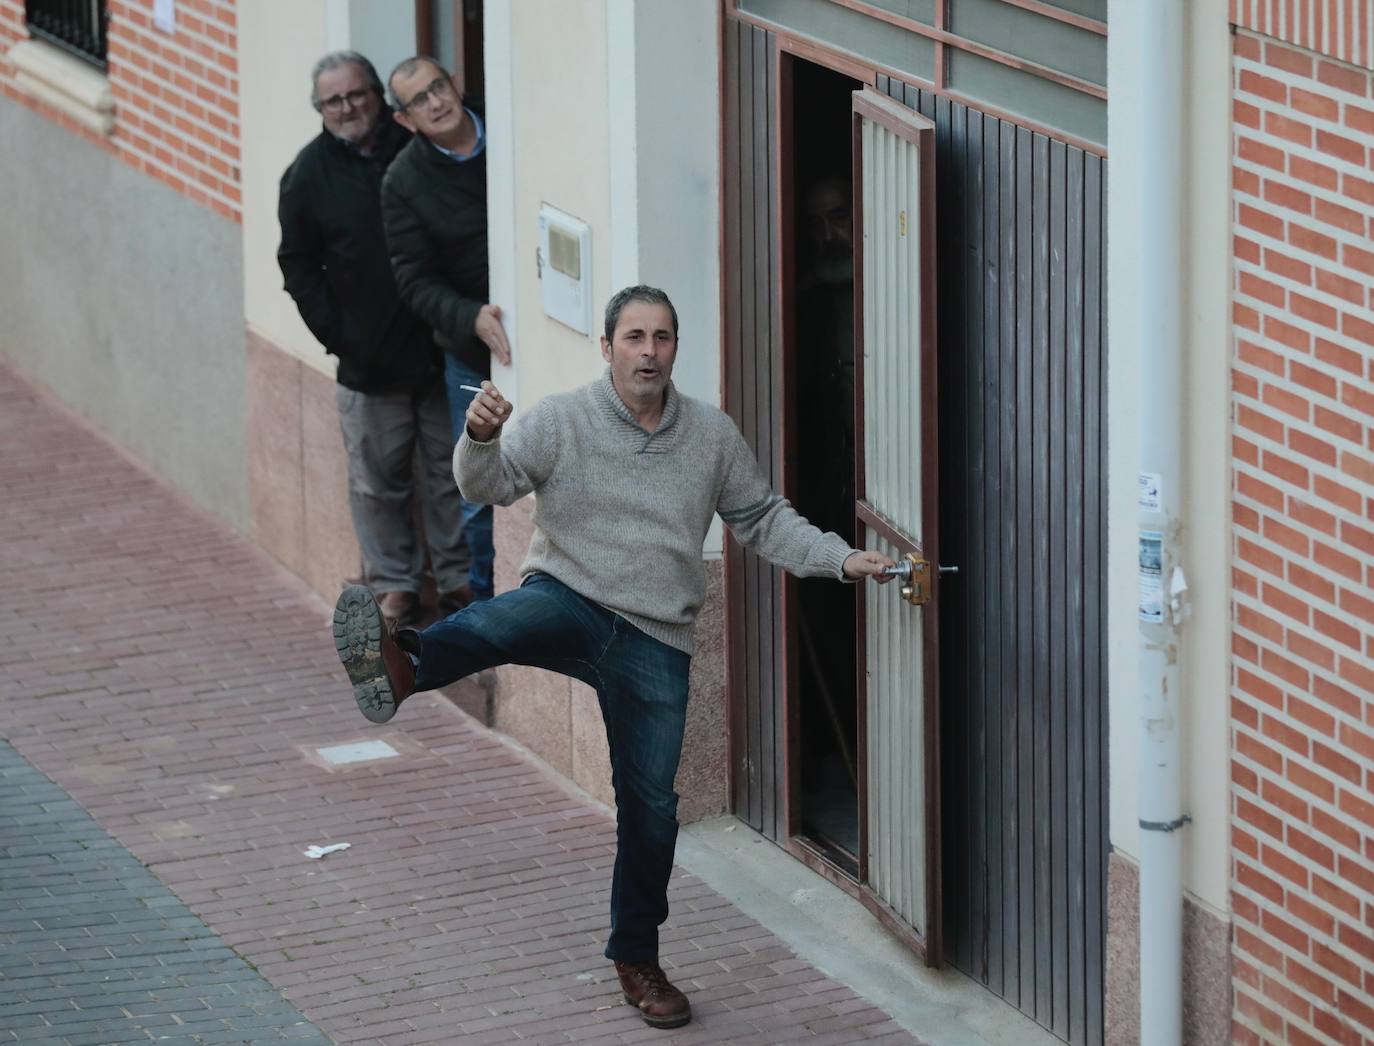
[443,356,496,600]
[407,573,691,962]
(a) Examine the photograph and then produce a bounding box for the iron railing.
[26,0,108,70]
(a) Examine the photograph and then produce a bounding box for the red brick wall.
[0,0,240,222]
[1231,14,1374,1046]
[1232,0,1374,72]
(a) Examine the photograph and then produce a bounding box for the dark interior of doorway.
[417,0,484,98]
[789,59,863,876]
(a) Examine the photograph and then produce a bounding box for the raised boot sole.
[622,993,691,1030]
[333,585,397,724]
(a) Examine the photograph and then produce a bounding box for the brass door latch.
[881,553,931,606]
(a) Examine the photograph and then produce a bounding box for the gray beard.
[333,118,381,151]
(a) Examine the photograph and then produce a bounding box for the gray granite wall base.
[1105,851,1233,1045]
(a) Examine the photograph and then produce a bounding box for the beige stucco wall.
[239,0,332,371]
[492,0,722,416]
[1105,1,1232,911]
[1176,0,1234,915]
[504,1,615,405]
[482,0,726,816]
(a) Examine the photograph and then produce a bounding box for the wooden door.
[852,88,942,962]
[876,73,1109,1044]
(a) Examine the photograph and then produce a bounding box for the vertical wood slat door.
[876,73,1108,1045]
[853,88,941,958]
[722,18,786,841]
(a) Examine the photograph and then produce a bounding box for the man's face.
[391,62,464,139]
[315,63,382,144]
[601,302,678,403]
[802,180,854,284]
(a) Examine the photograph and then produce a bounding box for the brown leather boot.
[333,585,415,723]
[614,960,691,1030]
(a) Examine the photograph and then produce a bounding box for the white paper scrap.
[304,842,351,860]
[1138,472,1163,513]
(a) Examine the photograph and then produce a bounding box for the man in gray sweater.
[332,285,894,1030]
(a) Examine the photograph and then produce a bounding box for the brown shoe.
[437,584,474,617]
[333,585,415,723]
[615,960,691,1030]
[376,589,420,628]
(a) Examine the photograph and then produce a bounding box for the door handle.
[881,553,932,606]
[879,556,958,605]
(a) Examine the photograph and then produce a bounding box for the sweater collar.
[594,367,681,454]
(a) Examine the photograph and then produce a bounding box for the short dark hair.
[603,285,679,343]
[310,51,384,110]
[387,55,449,110]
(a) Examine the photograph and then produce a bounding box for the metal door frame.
[764,44,945,964]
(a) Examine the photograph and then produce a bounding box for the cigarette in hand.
[459,384,484,394]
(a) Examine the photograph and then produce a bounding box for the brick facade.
[0,0,240,222]
[1231,8,1374,1044]
[1232,0,1374,72]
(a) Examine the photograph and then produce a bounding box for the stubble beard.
[335,111,380,148]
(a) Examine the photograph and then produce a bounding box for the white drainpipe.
[1134,3,1189,1044]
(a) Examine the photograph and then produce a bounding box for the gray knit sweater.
[454,369,857,654]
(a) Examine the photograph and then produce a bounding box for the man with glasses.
[278,51,475,629]
[381,56,509,606]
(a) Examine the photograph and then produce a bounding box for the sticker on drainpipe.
[1138,472,1162,513]
[1138,529,1164,622]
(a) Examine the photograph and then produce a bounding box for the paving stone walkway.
[0,364,922,1044]
[0,740,329,1045]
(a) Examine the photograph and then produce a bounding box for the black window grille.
[26,0,108,70]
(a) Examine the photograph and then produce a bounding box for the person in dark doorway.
[330,285,897,1030]
[797,175,856,540]
[381,55,508,604]
[794,175,862,852]
[278,51,473,630]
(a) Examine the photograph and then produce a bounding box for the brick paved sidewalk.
[0,366,922,1044]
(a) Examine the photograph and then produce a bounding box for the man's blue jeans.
[411,573,690,962]
[443,356,495,599]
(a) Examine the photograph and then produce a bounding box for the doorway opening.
[787,58,864,876]
[415,0,484,97]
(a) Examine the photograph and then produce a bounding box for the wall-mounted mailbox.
[538,204,592,336]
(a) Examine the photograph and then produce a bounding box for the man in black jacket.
[278,51,474,628]
[381,56,510,604]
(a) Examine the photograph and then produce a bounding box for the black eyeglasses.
[400,76,456,113]
[317,88,374,114]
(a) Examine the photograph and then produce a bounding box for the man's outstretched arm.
[717,428,894,583]
[838,549,897,581]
